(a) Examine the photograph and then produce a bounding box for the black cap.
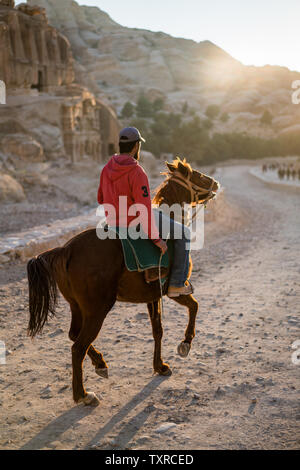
[119,127,146,143]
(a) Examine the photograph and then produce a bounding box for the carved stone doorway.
[31,70,43,91]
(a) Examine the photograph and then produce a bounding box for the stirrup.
[167,281,193,298]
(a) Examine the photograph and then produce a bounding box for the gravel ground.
[0,163,299,450]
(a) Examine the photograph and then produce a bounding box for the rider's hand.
[155,239,168,255]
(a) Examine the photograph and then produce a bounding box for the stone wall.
[0,1,74,91]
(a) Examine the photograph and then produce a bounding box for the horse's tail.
[27,247,63,338]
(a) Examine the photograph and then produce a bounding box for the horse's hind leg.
[172,294,198,357]
[71,301,114,405]
[147,301,172,376]
[69,301,82,343]
[69,302,108,379]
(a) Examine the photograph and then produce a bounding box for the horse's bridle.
[168,171,217,206]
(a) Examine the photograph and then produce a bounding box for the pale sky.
[16,0,300,71]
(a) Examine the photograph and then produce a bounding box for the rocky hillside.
[0,0,119,207]
[28,0,300,139]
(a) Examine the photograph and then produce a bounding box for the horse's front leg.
[88,346,109,378]
[172,294,198,357]
[147,301,172,376]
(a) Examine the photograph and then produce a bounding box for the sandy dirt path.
[0,164,299,450]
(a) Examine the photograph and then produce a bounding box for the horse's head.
[153,157,220,207]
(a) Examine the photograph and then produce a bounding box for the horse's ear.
[166,161,176,172]
[177,161,190,177]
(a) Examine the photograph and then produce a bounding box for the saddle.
[103,226,173,284]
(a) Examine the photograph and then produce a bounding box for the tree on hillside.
[136,95,153,118]
[182,101,189,114]
[166,112,182,129]
[220,112,229,123]
[121,101,135,119]
[152,98,165,113]
[205,104,220,120]
[130,118,149,141]
[148,112,182,154]
[260,110,273,126]
[203,118,213,130]
[170,116,209,162]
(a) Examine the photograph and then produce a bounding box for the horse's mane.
[152,157,192,205]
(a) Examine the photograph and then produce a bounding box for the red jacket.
[97,154,161,243]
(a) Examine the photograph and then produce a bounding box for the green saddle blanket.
[107,226,173,273]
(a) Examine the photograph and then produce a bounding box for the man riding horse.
[27,129,219,405]
[97,127,193,298]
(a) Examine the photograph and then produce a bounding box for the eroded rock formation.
[0,0,74,91]
[28,0,300,138]
[61,91,118,163]
[0,0,119,176]
[0,172,26,203]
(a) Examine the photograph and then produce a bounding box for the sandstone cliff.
[0,0,120,205]
[28,0,300,138]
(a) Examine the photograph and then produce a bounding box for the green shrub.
[127,101,300,163]
[121,101,135,119]
[136,95,153,118]
[205,104,220,120]
[220,112,229,123]
[260,110,273,126]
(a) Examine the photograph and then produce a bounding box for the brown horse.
[27,157,220,405]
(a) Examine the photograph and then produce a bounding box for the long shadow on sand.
[20,375,169,450]
[20,403,95,450]
[85,375,169,449]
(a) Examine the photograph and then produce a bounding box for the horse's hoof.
[96,367,109,379]
[155,363,172,376]
[177,341,191,358]
[79,392,100,406]
[159,364,172,376]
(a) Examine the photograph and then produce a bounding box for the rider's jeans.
[154,209,190,288]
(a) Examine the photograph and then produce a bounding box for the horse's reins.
[158,249,164,317]
[167,171,216,227]
[169,171,216,207]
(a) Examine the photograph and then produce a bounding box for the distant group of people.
[262,162,300,181]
